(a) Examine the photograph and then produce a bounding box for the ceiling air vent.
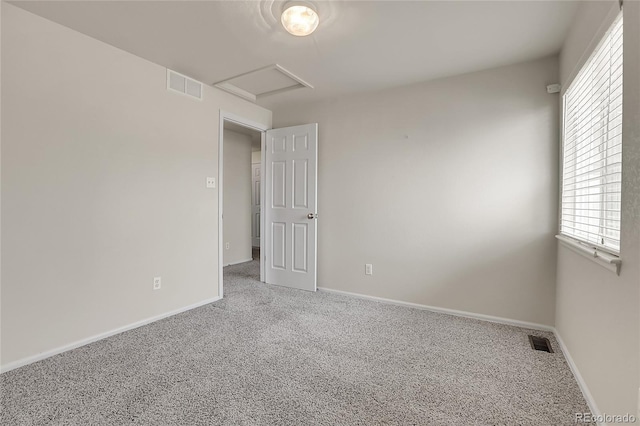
[167,69,203,101]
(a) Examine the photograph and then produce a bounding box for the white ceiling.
[11,0,579,110]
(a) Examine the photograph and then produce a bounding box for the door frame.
[218,110,268,298]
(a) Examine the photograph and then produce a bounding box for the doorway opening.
[219,114,319,297]
[218,112,268,298]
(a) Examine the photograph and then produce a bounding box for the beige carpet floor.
[0,260,592,425]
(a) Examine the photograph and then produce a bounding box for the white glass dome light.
[281,2,319,37]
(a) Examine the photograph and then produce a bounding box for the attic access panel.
[213,64,313,102]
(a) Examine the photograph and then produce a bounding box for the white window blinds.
[561,12,623,254]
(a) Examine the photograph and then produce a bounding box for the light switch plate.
[206,177,216,188]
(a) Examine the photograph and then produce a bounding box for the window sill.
[555,235,621,275]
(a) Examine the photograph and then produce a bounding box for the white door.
[264,123,318,291]
[251,163,261,248]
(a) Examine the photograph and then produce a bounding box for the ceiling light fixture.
[281,2,319,37]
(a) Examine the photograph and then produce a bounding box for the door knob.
[307,213,317,219]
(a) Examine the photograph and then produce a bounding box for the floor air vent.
[528,335,553,353]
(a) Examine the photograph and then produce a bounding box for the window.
[561,12,623,254]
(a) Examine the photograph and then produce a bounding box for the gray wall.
[556,0,640,416]
[1,3,271,367]
[223,129,253,265]
[273,56,560,326]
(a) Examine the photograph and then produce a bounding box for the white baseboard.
[3,284,603,425]
[317,287,554,331]
[317,286,603,424]
[0,296,222,374]
[553,330,604,425]
[224,258,254,267]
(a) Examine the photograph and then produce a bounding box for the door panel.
[293,160,308,208]
[271,222,286,269]
[272,161,287,208]
[292,223,308,273]
[264,123,318,291]
[251,163,261,248]
[294,134,308,151]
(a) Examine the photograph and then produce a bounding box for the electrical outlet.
[365,264,373,275]
[206,177,216,188]
[225,242,230,250]
[153,276,161,290]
